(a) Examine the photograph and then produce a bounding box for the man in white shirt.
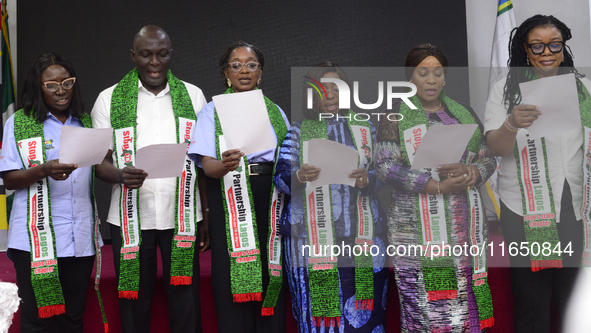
[92,25,208,333]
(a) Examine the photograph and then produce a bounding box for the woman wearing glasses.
[484,15,591,332]
[0,54,101,332]
[188,41,290,333]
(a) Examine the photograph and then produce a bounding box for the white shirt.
[484,77,591,221]
[91,79,207,229]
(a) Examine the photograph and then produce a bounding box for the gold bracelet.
[437,181,441,195]
[504,117,520,132]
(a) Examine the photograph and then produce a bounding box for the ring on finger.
[63,173,67,178]
[305,174,308,181]
[467,186,471,191]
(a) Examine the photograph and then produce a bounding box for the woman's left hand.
[349,168,369,188]
[437,163,481,191]
[436,163,469,179]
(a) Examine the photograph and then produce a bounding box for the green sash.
[214,87,288,316]
[398,92,494,328]
[299,110,375,327]
[514,76,591,271]
[110,69,199,299]
[14,110,108,330]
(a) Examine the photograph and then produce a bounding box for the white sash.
[219,136,257,254]
[18,137,55,265]
[404,125,449,255]
[114,128,140,254]
[175,118,198,245]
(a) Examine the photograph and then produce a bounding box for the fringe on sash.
[355,299,374,311]
[428,290,458,301]
[313,316,341,327]
[480,317,495,329]
[38,304,66,318]
[261,307,274,316]
[233,292,262,303]
[531,259,562,272]
[118,291,138,299]
[170,276,192,286]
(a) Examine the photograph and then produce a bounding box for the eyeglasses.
[228,62,260,73]
[525,41,565,55]
[325,87,339,95]
[42,77,76,92]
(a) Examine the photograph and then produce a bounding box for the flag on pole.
[0,3,14,252]
[486,0,517,219]
[488,0,517,94]
[1,5,15,126]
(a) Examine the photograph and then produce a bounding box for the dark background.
[17,0,469,238]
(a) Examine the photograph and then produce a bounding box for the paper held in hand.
[59,126,112,168]
[410,124,478,170]
[212,89,277,156]
[135,143,188,179]
[519,73,581,139]
[303,138,358,188]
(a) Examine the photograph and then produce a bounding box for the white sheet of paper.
[411,124,478,169]
[520,73,581,139]
[135,143,188,179]
[59,126,112,168]
[212,90,276,156]
[303,138,358,188]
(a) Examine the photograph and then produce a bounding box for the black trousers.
[499,181,584,333]
[10,248,95,333]
[209,175,287,333]
[110,225,201,333]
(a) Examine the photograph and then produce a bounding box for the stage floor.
[1,231,515,333]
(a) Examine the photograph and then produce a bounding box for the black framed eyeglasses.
[525,41,565,55]
[42,77,76,92]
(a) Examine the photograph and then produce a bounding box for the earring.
[443,81,446,86]
[227,78,232,87]
[257,77,262,86]
[526,58,530,66]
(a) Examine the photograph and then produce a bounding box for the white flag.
[487,0,517,219]
[488,0,517,95]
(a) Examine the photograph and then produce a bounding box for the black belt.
[248,162,274,176]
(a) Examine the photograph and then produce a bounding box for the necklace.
[423,102,442,112]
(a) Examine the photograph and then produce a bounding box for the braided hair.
[503,14,582,114]
[219,41,264,88]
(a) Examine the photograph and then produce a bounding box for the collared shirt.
[484,77,591,221]
[188,101,290,167]
[91,79,207,229]
[0,112,99,257]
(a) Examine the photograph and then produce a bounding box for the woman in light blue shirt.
[0,54,101,333]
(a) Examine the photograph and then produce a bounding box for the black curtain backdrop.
[17,0,469,238]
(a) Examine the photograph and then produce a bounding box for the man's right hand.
[120,166,148,189]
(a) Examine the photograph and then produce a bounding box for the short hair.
[302,61,350,120]
[503,14,582,113]
[219,41,264,88]
[19,54,85,123]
